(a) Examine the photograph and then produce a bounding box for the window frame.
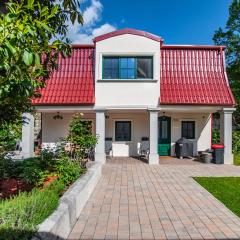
[114,120,132,141]
[181,121,195,139]
[102,56,153,80]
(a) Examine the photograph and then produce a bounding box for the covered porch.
[21,105,235,165]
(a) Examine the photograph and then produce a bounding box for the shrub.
[0,156,16,179]
[19,157,47,185]
[67,113,97,159]
[234,154,240,166]
[55,156,86,185]
[233,131,240,154]
[0,180,65,240]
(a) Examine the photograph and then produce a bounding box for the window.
[115,121,131,141]
[181,121,195,139]
[102,56,153,79]
[103,57,119,79]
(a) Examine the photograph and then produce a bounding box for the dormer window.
[103,56,153,80]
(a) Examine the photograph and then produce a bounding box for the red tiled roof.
[160,45,235,105]
[32,45,95,105]
[94,28,163,43]
[32,38,235,106]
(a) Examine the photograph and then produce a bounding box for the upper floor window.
[103,56,153,80]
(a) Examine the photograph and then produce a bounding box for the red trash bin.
[211,144,224,164]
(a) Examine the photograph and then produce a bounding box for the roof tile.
[160,47,235,105]
[32,45,95,105]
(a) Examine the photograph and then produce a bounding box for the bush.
[0,156,18,179]
[233,131,240,154]
[234,154,240,166]
[67,113,97,159]
[0,180,65,240]
[55,156,86,185]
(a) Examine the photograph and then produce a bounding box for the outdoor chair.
[105,137,113,157]
[137,137,150,157]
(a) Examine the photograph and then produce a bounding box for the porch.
[21,105,235,164]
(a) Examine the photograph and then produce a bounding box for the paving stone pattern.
[69,157,240,240]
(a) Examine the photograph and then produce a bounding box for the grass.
[0,180,65,240]
[234,153,240,166]
[194,177,240,218]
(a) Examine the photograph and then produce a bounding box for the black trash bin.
[212,144,224,164]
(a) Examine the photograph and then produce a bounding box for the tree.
[213,0,240,126]
[0,0,83,126]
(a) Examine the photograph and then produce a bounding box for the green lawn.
[194,177,240,218]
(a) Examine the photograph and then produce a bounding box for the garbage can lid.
[212,144,224,149]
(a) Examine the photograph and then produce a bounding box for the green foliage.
[0,155,20,178]
[0,0,83,126]
[68,113,97,159]
[234,153,240,165]
[0,122,21,152]
[194,177,240,218]
[18,157,51,185]
[233,131,240,153]
[0,148,86,187]
[55,156,86,185]
[0,180,65,240]
[212,129,220,144]
[213,0,240,125]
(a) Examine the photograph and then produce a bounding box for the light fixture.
[53,112,63,120]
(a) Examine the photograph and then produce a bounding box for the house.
[21,28,236,164]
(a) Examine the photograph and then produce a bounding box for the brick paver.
[68,157,240,240]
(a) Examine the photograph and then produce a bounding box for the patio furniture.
[138,137,150,157]
[105,137,113,157]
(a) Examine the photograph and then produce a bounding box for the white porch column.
[220,108,235,164]
[149,109,159,165]
[22,112,34,158]
[95,109,106,164]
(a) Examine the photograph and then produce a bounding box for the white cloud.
[72,23,116,44]
[83,0,103,26]
[67,0,117,44]
[92,23,116,37]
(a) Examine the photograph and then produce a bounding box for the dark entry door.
[158,116,171,156]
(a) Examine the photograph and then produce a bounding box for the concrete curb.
[33,162,102,240]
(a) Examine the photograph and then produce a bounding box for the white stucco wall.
[105,112,149,156]
[41,111,211,157]
[95,34,160,108]
[160,113,212,155]
[42,113,95,144]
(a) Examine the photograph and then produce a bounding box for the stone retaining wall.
[33,163,102,240]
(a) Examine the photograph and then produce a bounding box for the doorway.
[158,116,171,156]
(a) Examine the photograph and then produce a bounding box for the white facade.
[95,34,160,108]
[21,30,235,165]
[40,110,212,158]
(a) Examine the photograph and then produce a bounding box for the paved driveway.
[69,157,240,240]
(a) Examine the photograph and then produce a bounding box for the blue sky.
[69,0,231,45]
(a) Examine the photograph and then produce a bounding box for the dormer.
[94,28,162,108]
